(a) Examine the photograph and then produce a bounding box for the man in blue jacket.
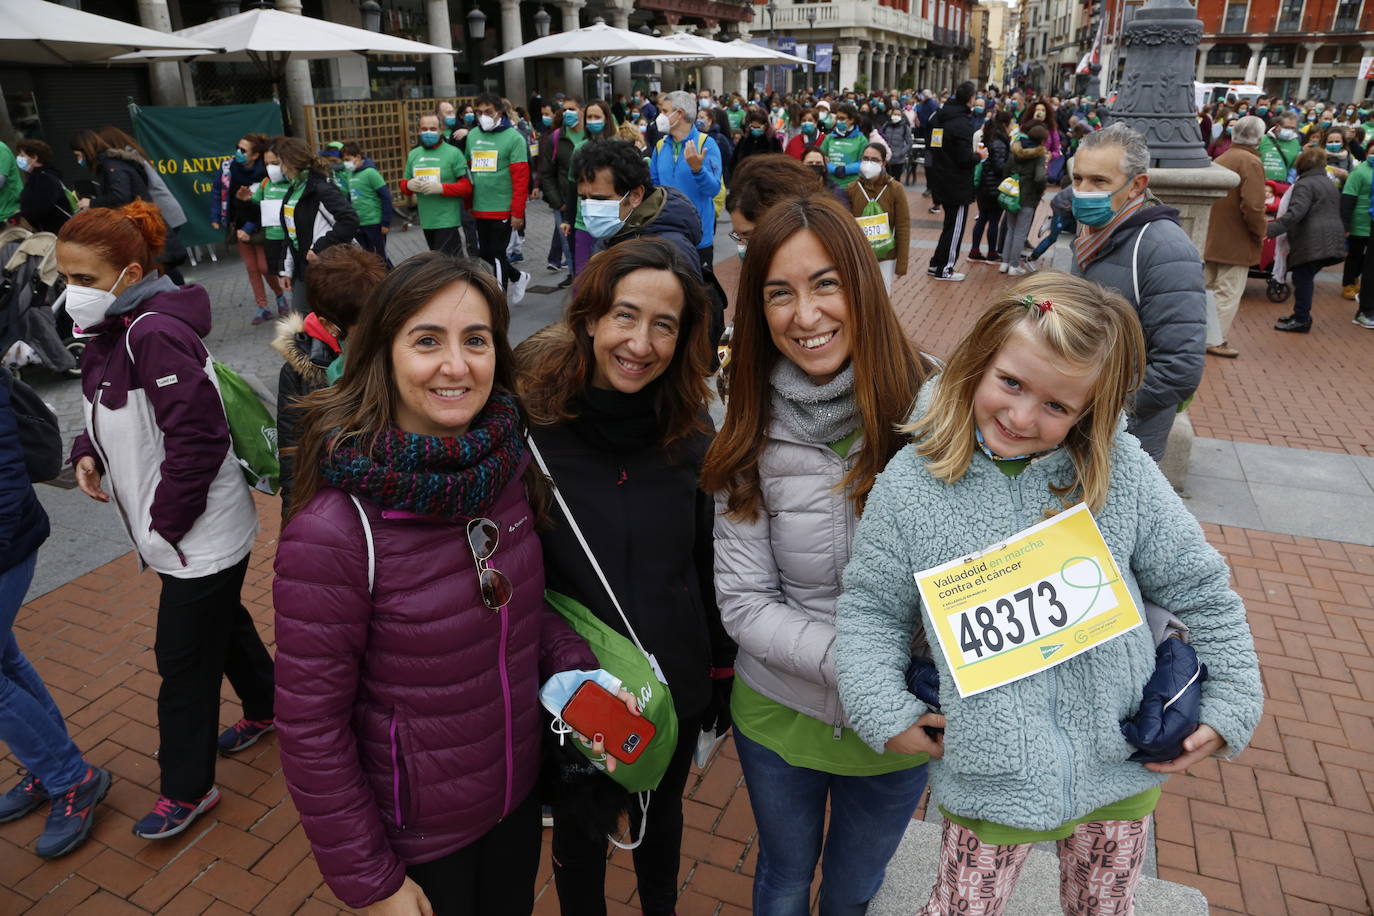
[649,90,722,271]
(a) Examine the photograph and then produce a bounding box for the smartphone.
[561,680,655,765]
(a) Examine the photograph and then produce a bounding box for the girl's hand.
[579,689,640,774]
[281,275,293,291]
[364,877,432,916]
[75,457,109,503]
[884,713,947,758]
[236,229,250,243]
[1144,724,1226,774]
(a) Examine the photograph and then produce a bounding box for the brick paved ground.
[3,184,1372,914]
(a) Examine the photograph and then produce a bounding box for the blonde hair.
[906,271,1145,513]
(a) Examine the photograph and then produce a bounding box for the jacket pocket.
[388,708,417,829]
[940,689,1029,777]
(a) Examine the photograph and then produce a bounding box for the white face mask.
[655,112,673,133]
[890,113,902,123]
[64,267,129,335]
[266,163,285,183]
[859,160,883,180]
[15,155,30,172]
[478,114,497,132]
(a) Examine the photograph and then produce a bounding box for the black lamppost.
[806,6,816,91]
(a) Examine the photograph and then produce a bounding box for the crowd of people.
[10,71,1373,915]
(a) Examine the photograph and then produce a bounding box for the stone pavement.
[3,182,1372,915]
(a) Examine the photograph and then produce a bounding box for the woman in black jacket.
[731,109,783,173]
[15,140,70,235]
[70,129,147,212]
[515,238,734,916]
[264,137,359,315]
[968,111,1012,262]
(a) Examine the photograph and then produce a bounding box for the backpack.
[0,228,74,375]
[125,312,280,494]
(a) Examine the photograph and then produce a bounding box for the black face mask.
[807,163,828,178]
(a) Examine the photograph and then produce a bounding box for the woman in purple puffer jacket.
[273,252,604,916]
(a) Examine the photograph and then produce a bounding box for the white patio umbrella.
[0,0,219,66]
[606,32,784,68]
[486,21,700,88]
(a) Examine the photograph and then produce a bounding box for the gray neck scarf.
[770,358,859,445]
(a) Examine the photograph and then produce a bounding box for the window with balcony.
[1222,2,1248,32]
[1276,0,1303,30]
[1260,43,1294,66]
[1206,44,1248,66]
[1333,0,1361,29]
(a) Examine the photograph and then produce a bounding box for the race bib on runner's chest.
[931,128,945,148]
[913,503,1143,697]
[413,165,441,180]
[471,150,498,173]
[856,212,892,246]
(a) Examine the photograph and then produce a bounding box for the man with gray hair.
[650,90,723,270]
[1202,115,1268,358]
[1069,122,1206,462]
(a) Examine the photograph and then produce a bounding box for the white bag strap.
[1130,221,1150,305]
[124,310,218,365]
[608,792,652,851]
[349,494,375,594]
[527,435,651,660]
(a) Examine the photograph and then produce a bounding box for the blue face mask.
[542,115,553,128]
[419,130,441,148]
[463,112,476,125]
[834,121,850,135]
[581,193,629,238]
[801,122,817,136]
[1070,182,1128,227]
[750,126,765,137]
[586,119,605,135]
[1327,142,1344,153]
[539,669,623,723]
[973,107,985,115]
[563,109,579,128]
[233,150,248,164]
[444,115,457,128]
[696,118,710,132]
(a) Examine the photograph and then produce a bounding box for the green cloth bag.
[973,159,984,190]
[997,174,1021,213]
[859,198,896,258]
[544,589,678,793]
[212,362,280,494]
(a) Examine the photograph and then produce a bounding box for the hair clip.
[1019,294,1053,314]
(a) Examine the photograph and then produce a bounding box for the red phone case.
[561,680,655,765]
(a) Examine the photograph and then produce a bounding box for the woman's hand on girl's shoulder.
[1143,723,1225,775]
[365,877,432,916]
[884,712,947,757]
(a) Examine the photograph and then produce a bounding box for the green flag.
[132,102,284,248]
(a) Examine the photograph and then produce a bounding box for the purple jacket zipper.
[498,606,514,817]
[389,716,403,828]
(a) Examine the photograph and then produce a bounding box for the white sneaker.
[1007,266,1027,276]
[1354,314,1374,329]
[1022,259,1039,273]
[998,262,1010,274]
[933,272,966,282]
[508,270,531,306]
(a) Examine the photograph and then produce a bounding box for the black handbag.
[2,367,63,482]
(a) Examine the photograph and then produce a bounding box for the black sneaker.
[217,717,275,755]
[557,275,573,289]
[0,770,47,823]
[36,766,111,859]
[1274,315,1312,333]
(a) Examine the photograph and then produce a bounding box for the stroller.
[1250,179,1292,302]
[0,226,77,380]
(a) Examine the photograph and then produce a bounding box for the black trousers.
[551,715,701,916]
[356,224,391,267]
[1343,234,1367,287]
[154,554,274,801]
[929,202,970,276]
[424,226,465,258]
[475,217,516,289]
[406,787,543,916]
[970,191,1003,255]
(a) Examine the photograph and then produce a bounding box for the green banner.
[131,102,284,248]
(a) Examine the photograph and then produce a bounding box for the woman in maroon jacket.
[273,252,610,915]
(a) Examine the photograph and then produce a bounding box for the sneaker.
[217,717,275,755]
[509,251,524,263]
[251,307,274,326]
[1206,343,1240,358]
[967,249,986,261]
[1022,259,1039,273]
[933,272,966,282]
[1353,314,1374,328]
[132,787,220,840]
[929,205,941,213]
[1007,266,1027,276]
[1273,315,1312,333]
[276,293,289,316]
[998,262,1010,274]
[36,766,111,859]
[546,262,564,273]
[556,275,573,289]
[0,771,47,823]
[1342,283,1359,300]
[508,270,532,306]
[542,804,554,828]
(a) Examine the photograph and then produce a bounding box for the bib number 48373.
[955,575,1078,663]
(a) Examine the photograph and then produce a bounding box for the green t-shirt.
[406,142,467,230]
[822,132,867,188]
[0,142,23,221]
[731,680,929,776]
[727,107,745,131]
[1342,159,1372,238]
[282,179,307,245]
[466,126,528,215]
[565,128,590,231]
[251,177,291,241]
[941,786,1161,844]
[1258,134,1301,182]
[994,456,1031,477]
[329,167,350,197]
[348,166,387,227]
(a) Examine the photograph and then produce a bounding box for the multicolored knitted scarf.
[1071,192,1147,268]
[320,390,525,520]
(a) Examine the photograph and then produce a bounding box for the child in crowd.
[339,142,393,266]
[835,272,1262,915]
[251,158,291,325]
[999,122,1049,276]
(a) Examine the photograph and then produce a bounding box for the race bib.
[413,165,441,180]
[259,199,283,226]
[914,503,1143,697]
[282,202,295,232]
[471,150,498,173]
[931,128,945,148]
[856,212,892,246]
[529,142,539,159]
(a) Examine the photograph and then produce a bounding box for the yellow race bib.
[856,212,892,247]
[931,128,945,148]
[914,503,1144,697]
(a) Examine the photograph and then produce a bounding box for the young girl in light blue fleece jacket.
[834,271,1262,915]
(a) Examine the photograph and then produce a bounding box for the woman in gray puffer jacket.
[702,193,936,914]
[1269,145,1346,333]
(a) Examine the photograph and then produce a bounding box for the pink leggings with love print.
[919,815,1152,916]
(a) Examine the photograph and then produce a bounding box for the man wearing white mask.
[467,93,532,304]
[649,90,723,271]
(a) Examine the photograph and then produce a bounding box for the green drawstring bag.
[531,435,679,851]
[856,183,895,259]
[997,174,1022,213]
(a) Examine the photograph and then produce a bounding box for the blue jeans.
[1030,212,1074,260]
[735,729,929,916]
[0,553,86,794]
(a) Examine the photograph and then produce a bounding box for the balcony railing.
[1333,12,1359,28]
[1275,11,1303,30]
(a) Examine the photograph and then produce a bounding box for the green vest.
[405,142,467,229]
[1258,134,1301,182]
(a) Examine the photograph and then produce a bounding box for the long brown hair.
[268,136,330,178]
[516,237,711,445]
[288,253,540,520]
[701,192,930,518]
[906,271,1145,514]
